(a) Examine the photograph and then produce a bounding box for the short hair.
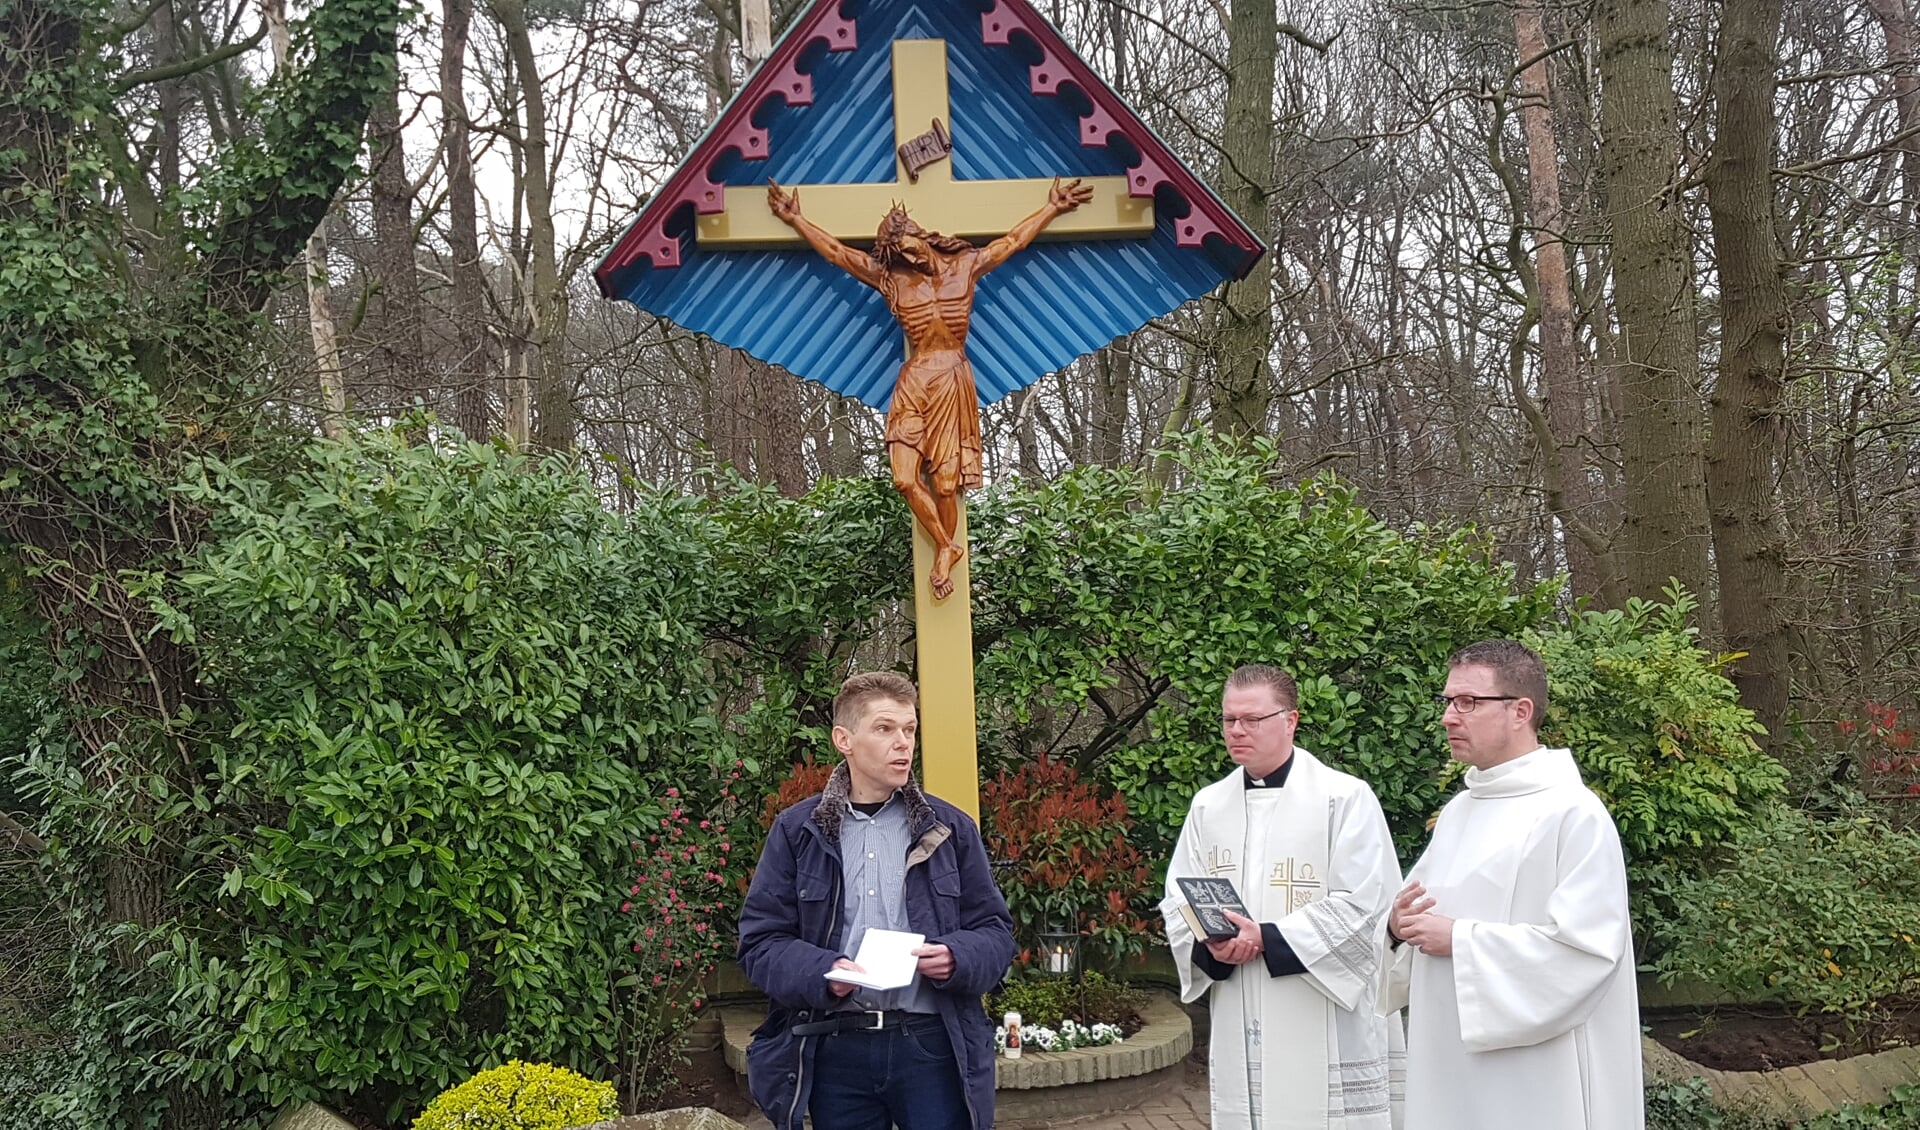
[832,671,918,729]
[1447,640,1549,720]
[1224,664,1298,710]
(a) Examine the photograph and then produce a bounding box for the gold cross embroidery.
[695,40,1152,247]
[1269,859,1321,911]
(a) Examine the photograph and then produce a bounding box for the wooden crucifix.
[691,40,1154,817]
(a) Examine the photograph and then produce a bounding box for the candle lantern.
[1038,924,1079,977]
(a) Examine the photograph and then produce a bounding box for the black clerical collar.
[1243,756,1296,790]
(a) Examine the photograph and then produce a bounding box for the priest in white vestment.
[1161,664,1405,1130]
[1382,640,1643,1130]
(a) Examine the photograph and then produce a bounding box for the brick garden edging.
[719,990,1194,1121]
[1644,1035,1920,1115]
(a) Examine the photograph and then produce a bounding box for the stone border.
[994,991,1192,1089]
[1644,1035,1920,1115]
[720,990,1192,1096]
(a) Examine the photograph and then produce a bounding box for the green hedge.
[1652,808,1920,1021]
[1531,592,1788,892]
[967,441,1781,877]
[969,439,1554,857]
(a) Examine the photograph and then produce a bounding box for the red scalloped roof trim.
[594,3,857,287]
[979,0,1260,278]
[595,0,1262,290]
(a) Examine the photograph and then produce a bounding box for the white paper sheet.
[822,927,926,991]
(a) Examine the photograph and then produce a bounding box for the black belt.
[790,1010,942,1037]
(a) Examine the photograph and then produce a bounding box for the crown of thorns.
[872,203,970,261]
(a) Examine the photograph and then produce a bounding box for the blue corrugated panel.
[601,0,1252,411]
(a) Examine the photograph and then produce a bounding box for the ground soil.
[1646,997,1920,1071]
[646,1044,761,1119]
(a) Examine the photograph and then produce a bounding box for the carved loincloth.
[886,352,983,488]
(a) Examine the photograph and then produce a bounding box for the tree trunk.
[754,356,806,496]
[1593,0,1713,609]
[269,0,346,438]
[1704,0,1793,748]
[494,0,570,451]
[307,224,348,435]
[1092,336,1132,467]
[367,80,426,410]
[825,394,862,479]
[1866,0,1920,235]
[442,0,492,440]
[1512,0,1617,602]
[1212,0,1276,438]
[704,343,750,474]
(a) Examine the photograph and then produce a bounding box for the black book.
[1173,875,1249,942]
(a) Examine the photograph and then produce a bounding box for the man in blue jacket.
[738,671,1015,1130]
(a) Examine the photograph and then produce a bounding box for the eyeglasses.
[1433,694,1519,714]
[1220,709,1296,730]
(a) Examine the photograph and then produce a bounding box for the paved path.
[726,1024,1920,1129]
[733,1065,1210,1130]
[1011,1066,1210,1130]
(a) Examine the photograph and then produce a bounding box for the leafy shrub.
[691,475,908,797]
[144,435,718,1116]
[1642,1078,1789,1130]
[618,776,744,1105]
[0,1047,82,1130]
[981,755,1156,968]
[1838,702,1920,807]
[1806,1077,1920,1129]
[759,758,836,830]
[969,438,1554,857]
[10,441,913,1124]
[989,971,1147,1032]
[411,1061,618,1130]
[1652,808,1920,1022]
[1529,591,1789,890]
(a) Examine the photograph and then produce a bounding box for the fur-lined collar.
[811,762,940,845]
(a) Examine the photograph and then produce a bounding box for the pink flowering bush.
[617,766,747,1104]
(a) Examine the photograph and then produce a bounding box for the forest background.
[4,0,1920,1124]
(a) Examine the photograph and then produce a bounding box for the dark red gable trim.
[592,2,858,293]
[979,0,1263,279]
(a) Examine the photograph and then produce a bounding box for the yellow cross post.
[698,41,1153,821]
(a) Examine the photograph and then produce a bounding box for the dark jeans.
[807,1018,971,1130]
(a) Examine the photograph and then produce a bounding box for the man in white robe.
[1161,664,1405,1130]
[1382,640,1642,1130]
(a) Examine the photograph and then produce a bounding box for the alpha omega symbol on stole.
[1269,859,1322,910]
[1206,847,1237,876]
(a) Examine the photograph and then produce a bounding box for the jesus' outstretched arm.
[766,180,886,290]
[972,178,1094,279]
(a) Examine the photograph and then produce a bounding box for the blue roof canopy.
[594,0,1262,412]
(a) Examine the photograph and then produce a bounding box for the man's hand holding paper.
[822,928,926,991]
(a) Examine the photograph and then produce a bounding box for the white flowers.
[994,1019,1124,1053]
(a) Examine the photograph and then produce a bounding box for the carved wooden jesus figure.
[767,176,1095,599]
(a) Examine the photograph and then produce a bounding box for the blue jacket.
[737,765,1015,1130]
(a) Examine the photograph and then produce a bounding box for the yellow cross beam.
[696,40,1153,248]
